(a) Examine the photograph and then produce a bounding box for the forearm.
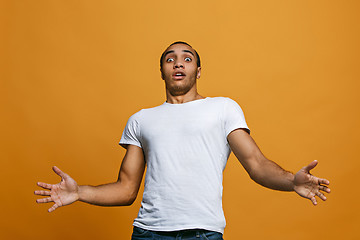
[227,130,295,191]
[248,157,295,191]
[78,181,137,206]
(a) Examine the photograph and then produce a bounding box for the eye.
[166,58,174,62]
[185,57,192,62]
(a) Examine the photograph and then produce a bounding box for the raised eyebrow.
[182,50,195,57]
[164,50,195,58]
[164,50,175,58]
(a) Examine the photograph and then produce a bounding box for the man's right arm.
[35,144,145,212]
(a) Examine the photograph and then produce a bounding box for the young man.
[35,41,330,240]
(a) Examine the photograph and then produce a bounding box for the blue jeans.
[131,226,224,240]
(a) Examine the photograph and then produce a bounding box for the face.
[160,44,201,96]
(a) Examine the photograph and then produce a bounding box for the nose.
[173,61,184,68]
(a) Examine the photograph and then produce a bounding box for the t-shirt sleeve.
[119,112,142,149]
[223,98,250,136]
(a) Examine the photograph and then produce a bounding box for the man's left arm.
[227,129,331,205]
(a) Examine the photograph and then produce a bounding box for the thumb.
[52,166,67,179]
[303,160,318,173]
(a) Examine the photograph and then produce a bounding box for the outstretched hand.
[293,160,330,205]
[35,166,79,212]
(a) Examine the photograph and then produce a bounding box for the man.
[35,41,330,240]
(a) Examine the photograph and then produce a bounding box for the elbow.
[116,194,136,206]
[248,168,266,187]
[122,201,134,206]
[246,156,267,183]
[113,181,139,206]
[124,193,137,206]
[121,185,139,206]
[248,169,260,183]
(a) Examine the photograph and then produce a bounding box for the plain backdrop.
[1,0,359,239]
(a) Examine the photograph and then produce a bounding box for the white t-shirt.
[119,97,250,234]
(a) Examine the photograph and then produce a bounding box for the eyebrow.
[164,49,195,58]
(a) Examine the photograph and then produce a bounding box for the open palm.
[293,160,330,205]
[35,166,79,212]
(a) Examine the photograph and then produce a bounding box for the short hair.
[160,41,201,69]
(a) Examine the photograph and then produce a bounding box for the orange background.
[1,0,359,239]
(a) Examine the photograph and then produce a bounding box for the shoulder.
[212,97,246,115]
[207,96,240,106]
[128,103,166,121]
[127,109,143,121]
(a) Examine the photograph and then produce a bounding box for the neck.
[166,88,204,104]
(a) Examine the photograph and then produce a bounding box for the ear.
[196,67,201,79]
[160,68,164,80]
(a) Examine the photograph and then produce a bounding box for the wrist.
[289,173,296,191]
[77,185,86,202]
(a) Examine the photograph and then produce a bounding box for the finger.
[315,191,327,201]
[36,197,53,203]
[319,185,331,193]
[318,178,330,185]
[310,196,318,206]
[37,182,53,190]
[303,160,318,172]
[48,203,59,213]
[34,190,51,196]
[52,166,66,178]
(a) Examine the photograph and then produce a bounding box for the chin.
[165,76,197,96]
[168,88,189,96]
[167,84,195,96]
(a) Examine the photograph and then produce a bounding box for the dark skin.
[35,145,145,212]
[35,43,330,212]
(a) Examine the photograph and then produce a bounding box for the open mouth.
[173,72,186,80]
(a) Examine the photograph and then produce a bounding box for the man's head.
[160,41,201,97]
[160,41,201,69]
